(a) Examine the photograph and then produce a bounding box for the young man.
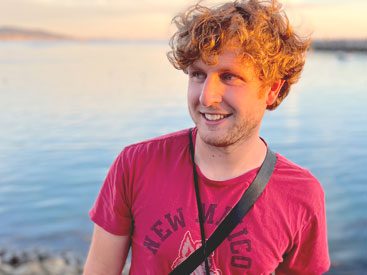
[84,0,330,274]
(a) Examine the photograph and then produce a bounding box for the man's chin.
[197,129,233,148]
[196,122,258,148]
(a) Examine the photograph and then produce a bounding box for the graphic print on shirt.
[171,231,222,275]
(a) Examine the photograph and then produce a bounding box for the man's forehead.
[191,50,256,72]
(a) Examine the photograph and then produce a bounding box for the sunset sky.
[1,0,366,40]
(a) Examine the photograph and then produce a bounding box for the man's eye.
[189,71,206,81]
[221,73,237,82]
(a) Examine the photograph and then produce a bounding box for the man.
[84,0,330,274]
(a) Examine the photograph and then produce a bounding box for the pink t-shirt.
[89,128,330,274]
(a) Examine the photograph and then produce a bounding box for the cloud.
[31,0,129,6]
[29,0,181,11]
[1,0,366,39]
[284,1,367,39]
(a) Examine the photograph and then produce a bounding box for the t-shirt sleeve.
[89,151,132,236]
[276,193,330,274]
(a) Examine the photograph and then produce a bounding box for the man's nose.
[199,76,223,107]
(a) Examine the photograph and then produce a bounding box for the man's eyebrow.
[219,67,251,81]
[187,64,203,71]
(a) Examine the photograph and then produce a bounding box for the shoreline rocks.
[0,249,83,275]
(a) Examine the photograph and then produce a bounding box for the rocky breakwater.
[0,249,84,275]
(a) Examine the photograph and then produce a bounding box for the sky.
[1,0,367,40]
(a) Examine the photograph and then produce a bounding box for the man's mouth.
[201,113,232,121]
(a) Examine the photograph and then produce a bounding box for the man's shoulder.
[270,153,327,232]
[275,153,309,173]
[122,128,190,157]
[275,153,315,178]
[273,152,324,196]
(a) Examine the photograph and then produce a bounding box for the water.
[0,41,366,273]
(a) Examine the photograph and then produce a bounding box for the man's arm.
[275,214,330,274]
[83,224,131,275]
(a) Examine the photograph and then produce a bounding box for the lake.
[0,41,366,273]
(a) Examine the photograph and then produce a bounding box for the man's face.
[187,49,270,147]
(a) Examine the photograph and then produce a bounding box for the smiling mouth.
[201,113,232,121]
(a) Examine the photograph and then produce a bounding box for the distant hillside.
[0,26,75,41]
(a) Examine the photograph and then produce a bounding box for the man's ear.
[266,80,285,106]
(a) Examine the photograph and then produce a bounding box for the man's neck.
[195,133,267,181]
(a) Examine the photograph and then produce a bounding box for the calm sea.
[0,41,366,273]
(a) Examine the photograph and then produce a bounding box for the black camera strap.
[170,128,277,274]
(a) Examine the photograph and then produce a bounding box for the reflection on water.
[0,41,366,272]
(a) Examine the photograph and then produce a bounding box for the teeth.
[204,114,226,121]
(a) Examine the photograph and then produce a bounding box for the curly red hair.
[167,0,310,110]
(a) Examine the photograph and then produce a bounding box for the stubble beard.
[194,113,261,148]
